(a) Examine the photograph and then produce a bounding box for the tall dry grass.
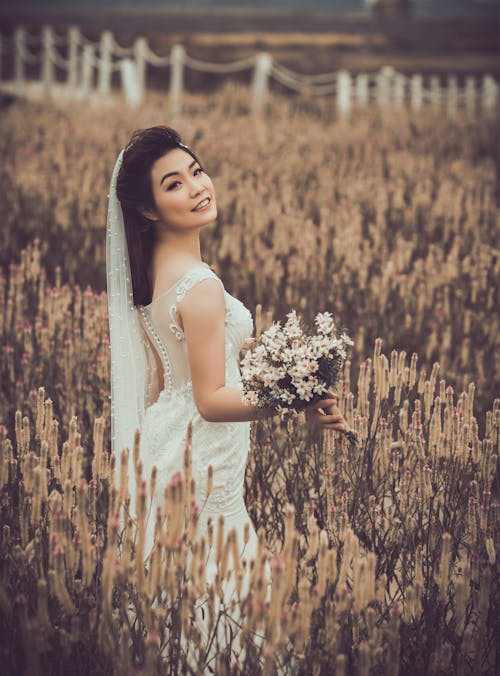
[0,333,497,674]
[0,83,498,674]
[0,83,498,417]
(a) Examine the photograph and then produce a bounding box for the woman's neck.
[153,228,202,264]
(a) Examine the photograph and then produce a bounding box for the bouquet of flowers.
[241,310,357,444]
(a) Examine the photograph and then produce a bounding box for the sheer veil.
[105,148,147,521]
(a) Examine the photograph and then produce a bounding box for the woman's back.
[137,264,257,562]
[139,263,252,399]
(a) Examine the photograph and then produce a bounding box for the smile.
[192,197,212,212]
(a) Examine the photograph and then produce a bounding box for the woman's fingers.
[305,399,335,419]
[313,392,340,416]
[310,397,337,410]
[321,423,348,431]
[309,407,349,431]
[319,416,348,430]
[311,411,345,425]
[313,404,341,417]
[306,388,340,411]
[306,396,349,432]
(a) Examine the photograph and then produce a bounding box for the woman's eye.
[167,168,204,190]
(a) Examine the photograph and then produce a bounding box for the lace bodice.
[137,263,254,409]
[137,263,255,520]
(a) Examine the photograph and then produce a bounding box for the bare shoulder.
[151,258,211,297]
[177,276,225,320]
[176,277,225,336]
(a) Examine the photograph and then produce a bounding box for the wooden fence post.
[14,26,26,85]
[251,52,272,114]
[134,37,147,97]
[376,65,394,108]
[79,44,94,99]
[464,76,476,115]
[169,44,185,118]
[41,25,55,92]
[355,73,369,108]
[337,69,352,117]
[429,75,440,107]
[410,74,423,111]
[446,75,458,117]
[481,74,498,112]
[121,58,142,109]
[393,73,405,108]
[98,30,113,97]
[67,26,80,90]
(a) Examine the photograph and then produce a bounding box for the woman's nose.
[189,180,204,196]
[187,171,211,198]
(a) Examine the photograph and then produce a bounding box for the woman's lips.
[192,197,213,212]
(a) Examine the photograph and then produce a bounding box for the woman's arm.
[179,279,346,429]
[178,278,270,422]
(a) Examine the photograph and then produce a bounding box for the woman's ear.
[138,206,158,222]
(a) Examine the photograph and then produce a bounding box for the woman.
[106,125,347,663]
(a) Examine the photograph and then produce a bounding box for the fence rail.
[0,24,498,117]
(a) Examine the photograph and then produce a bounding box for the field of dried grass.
[0,84,498,674]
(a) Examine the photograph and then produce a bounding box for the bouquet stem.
[342,427,358,446]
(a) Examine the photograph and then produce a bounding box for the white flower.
[263,322,281,340]
[254,344,267,358]
[290,359,318,378]
[308,335,331,358]
[284,310,303,339]
[295,381,314,401]
[242,390,259,406]
[314,381,328,395]
[262,368,283,387]
[280,390,295,404]
[315,312,335,334]
[289,360,309,378]
[273,366,287,380]
[340,331,354,346]
[308,375,319,388]
[241,352,252,368]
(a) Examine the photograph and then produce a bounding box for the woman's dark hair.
[116,125,202,306]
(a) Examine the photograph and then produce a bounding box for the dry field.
[0,84,498,674]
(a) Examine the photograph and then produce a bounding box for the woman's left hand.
[305,390,348,432]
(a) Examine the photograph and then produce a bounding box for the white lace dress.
[137,264,271,626]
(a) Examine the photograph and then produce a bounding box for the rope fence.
[0,24,497,117]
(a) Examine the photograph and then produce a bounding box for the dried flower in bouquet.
[241,310,357,444]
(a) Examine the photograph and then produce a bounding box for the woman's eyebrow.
[160,159,198,185]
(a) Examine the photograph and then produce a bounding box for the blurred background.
[0,0,498,432]
[0,5,498,674]
[0,0,498,86]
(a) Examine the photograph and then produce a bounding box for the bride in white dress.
[106,126,347,668]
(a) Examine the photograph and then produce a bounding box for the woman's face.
[144,147,217,232]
